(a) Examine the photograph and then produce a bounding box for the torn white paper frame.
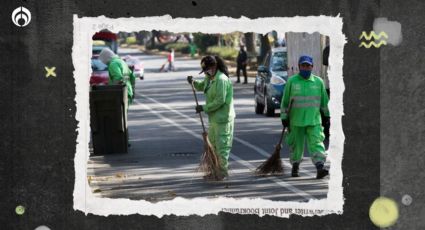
[73,15,346,217]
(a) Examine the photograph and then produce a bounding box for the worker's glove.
[195,105,204,113]
[187,76,193,84]
[322,116,330,128]
[281,119,289,128]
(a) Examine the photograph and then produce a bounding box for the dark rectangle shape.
[90,84,128,155]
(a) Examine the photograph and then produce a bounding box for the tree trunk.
[136,31,144,45]
[259,34,271,64]
[244,33,256,54]
[149,31,157,49]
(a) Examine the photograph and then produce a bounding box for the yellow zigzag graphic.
[359,31,388,40]
[359,40,387,48]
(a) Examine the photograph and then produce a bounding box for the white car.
[123,56,144,80]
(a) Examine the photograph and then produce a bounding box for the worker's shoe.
[203,171,227,181]
[315,162,329,179]
[291,163,300,177]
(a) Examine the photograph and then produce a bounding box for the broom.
[189,81,223,181]
[159,60,168,72]
[255,98,294,176]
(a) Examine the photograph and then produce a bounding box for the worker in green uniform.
[280,55,330,179]
[99,48,135,105]
[187,55,235,180]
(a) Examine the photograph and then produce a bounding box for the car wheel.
[264,96,275,117]
[255,96,264,114]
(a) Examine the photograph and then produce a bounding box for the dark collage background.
[0,0,423,229]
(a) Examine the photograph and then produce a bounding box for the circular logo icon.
[12,6,31,27]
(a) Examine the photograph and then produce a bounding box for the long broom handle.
[277,98,295,145]
[190,81,207,133]
[277,127,287,146]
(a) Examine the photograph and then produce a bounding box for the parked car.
[90,57,109,86]
[254,47,288,116]
[123,56,144,80]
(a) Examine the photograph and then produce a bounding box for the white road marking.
[133,95,315,200]
[137,93,316,178]
[230,154,314,199]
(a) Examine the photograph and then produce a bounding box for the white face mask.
[206,69,214,76]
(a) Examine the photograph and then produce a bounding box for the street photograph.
[87,30,332,203]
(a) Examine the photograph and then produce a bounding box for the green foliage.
[193,33,219,53]
[154,42,168,51]
[126,36,137,45]
[206,46,238,60]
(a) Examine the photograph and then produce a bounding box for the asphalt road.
[87,47,330,202]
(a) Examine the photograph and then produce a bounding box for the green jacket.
[280,73,330,127]
[108,56,135,101]
[193,71,235,124]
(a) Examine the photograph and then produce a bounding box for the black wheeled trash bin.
[90,84,128,155]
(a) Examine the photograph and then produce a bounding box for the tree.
[148,30,157,49]
[244,32,256,54]
[258,33,271,64]
[193,33,219,53]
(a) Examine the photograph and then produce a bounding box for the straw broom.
[255,98,294,176]
[159,62,166,72]
[159,60,168,72]
[190,81,223,181]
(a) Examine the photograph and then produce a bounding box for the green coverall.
[108,56,136,105]
[193,70,235,176]
[280,74,330,165]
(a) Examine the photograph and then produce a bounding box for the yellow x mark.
[45,66,56,78]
